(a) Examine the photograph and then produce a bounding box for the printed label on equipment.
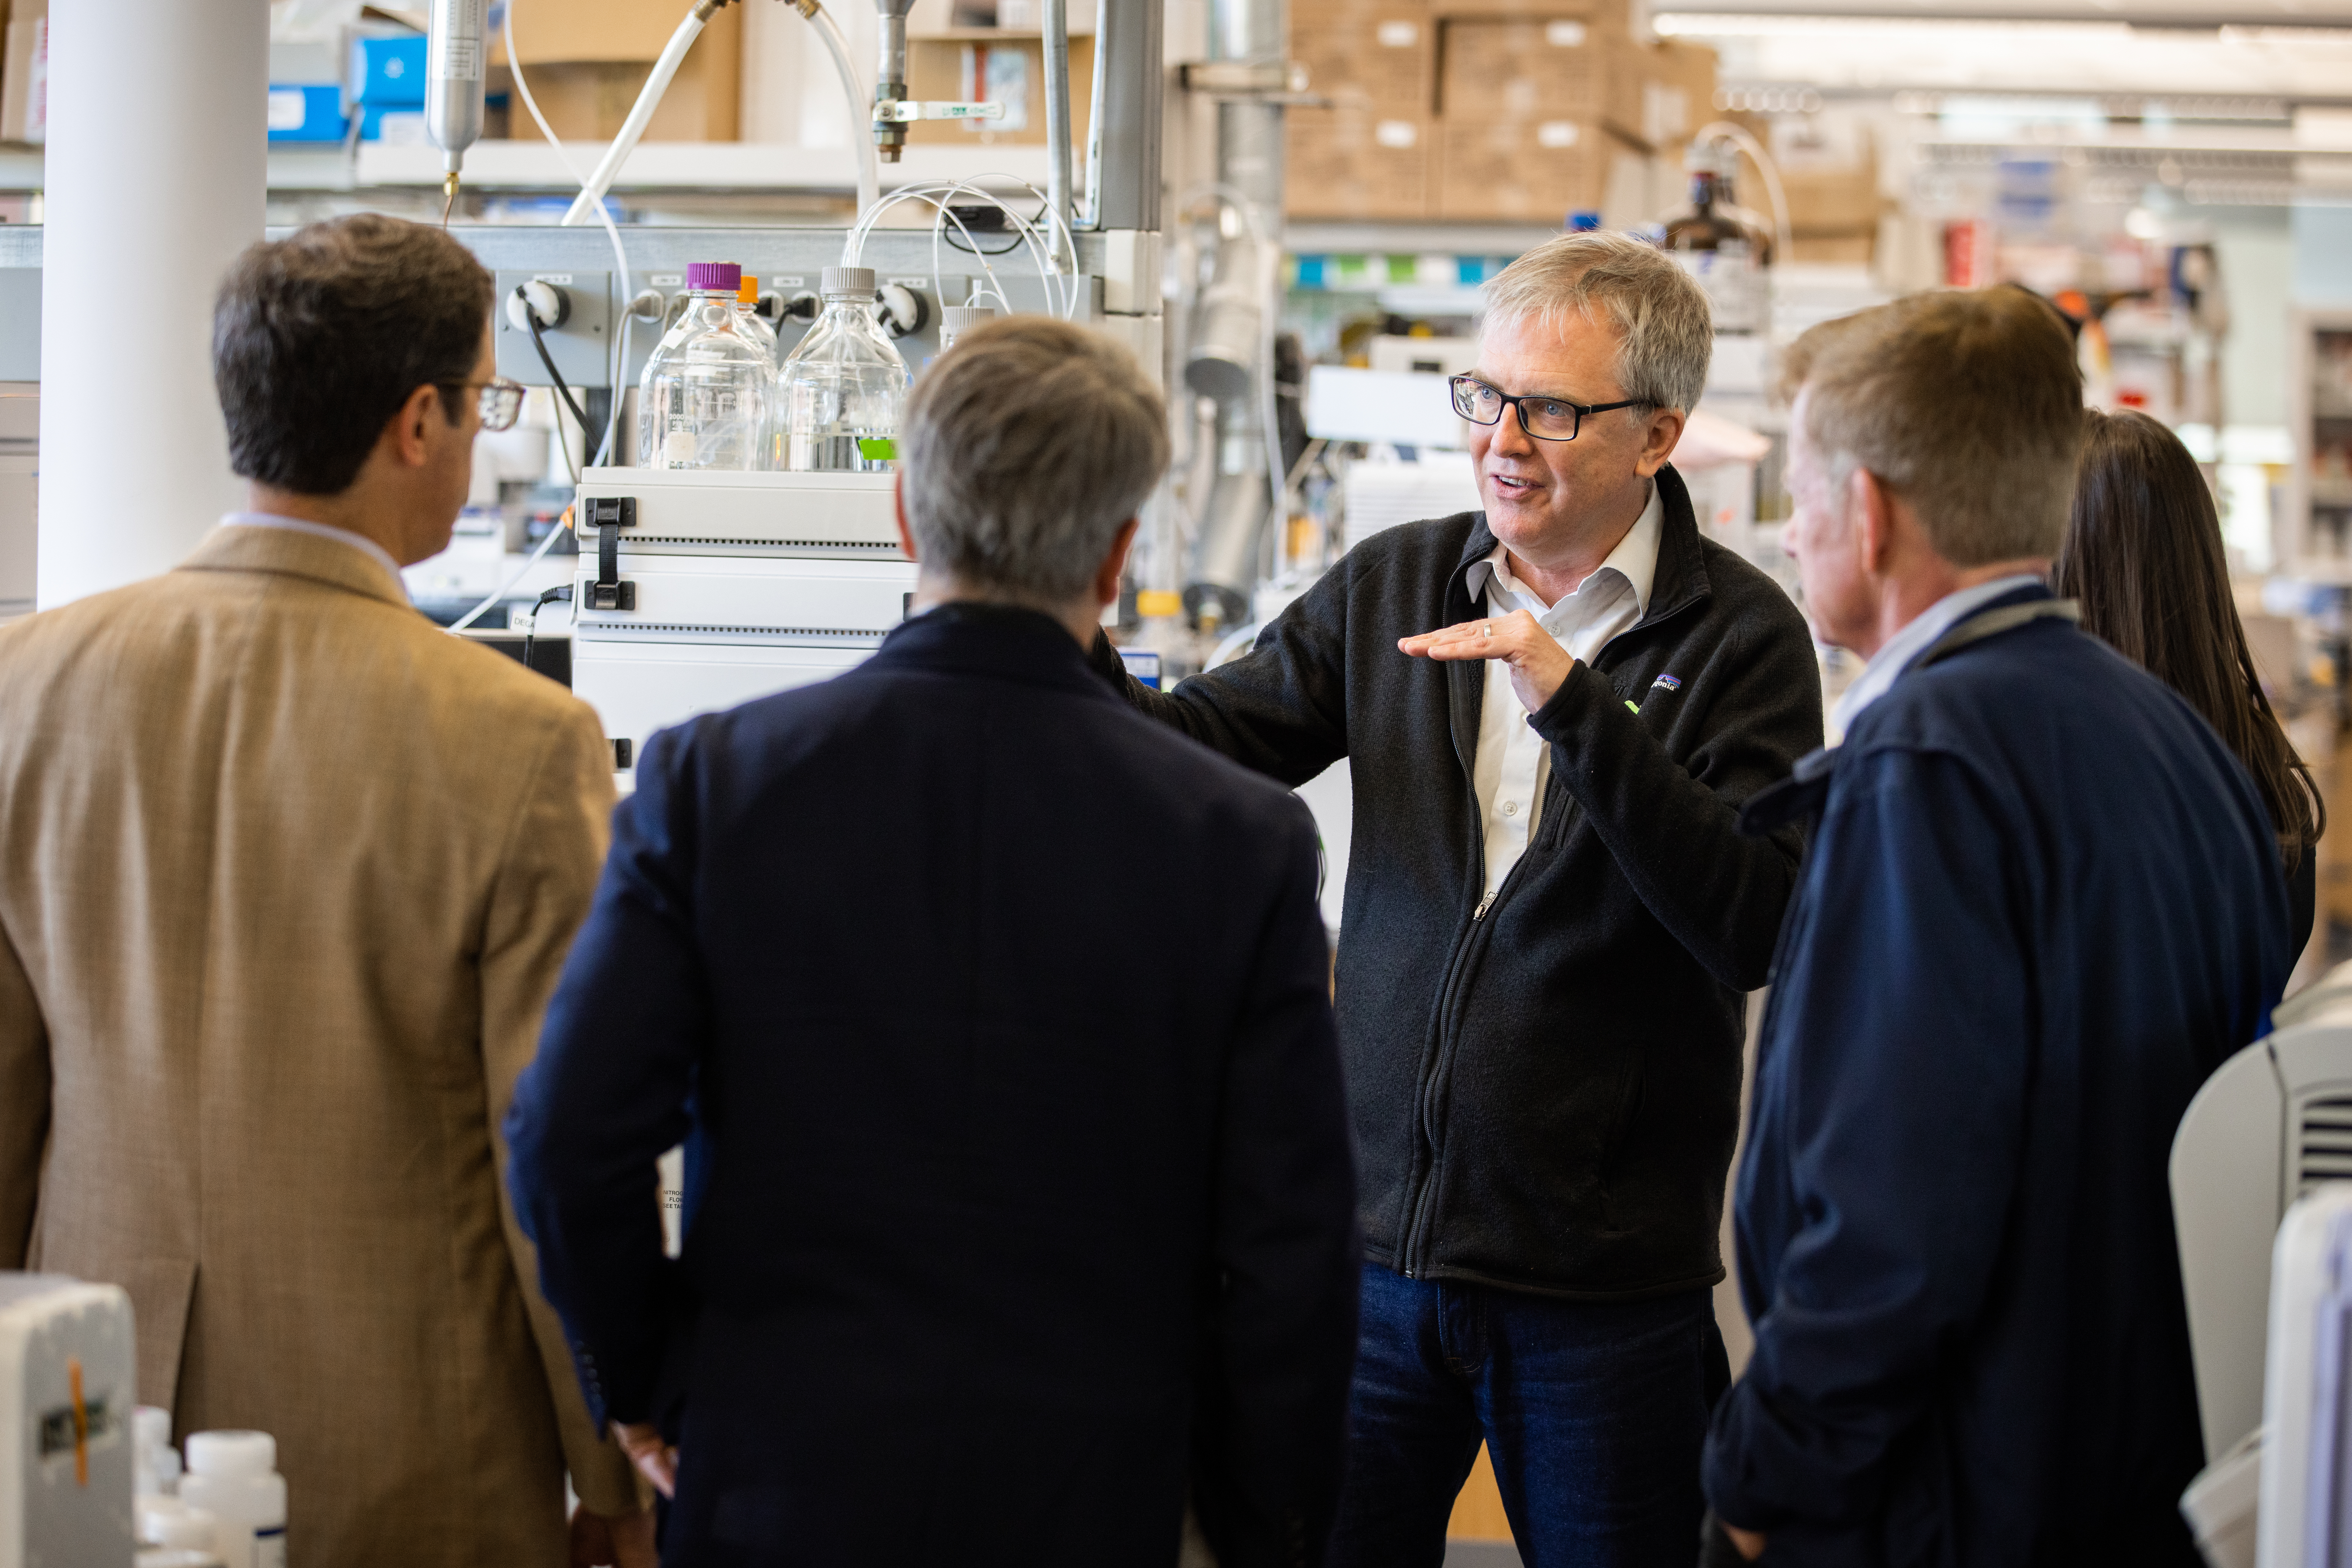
[650,273,684,287]
[533,273,574,285]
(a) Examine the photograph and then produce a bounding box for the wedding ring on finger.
[1482,622,1493,640]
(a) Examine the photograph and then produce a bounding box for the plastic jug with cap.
[772,265,909,472]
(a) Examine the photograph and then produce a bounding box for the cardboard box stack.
[1287,0,1437,219]
[494,0,741,142]
[1284,0,1718,226]
[0,0,45,147]
[1735,114,1886,265]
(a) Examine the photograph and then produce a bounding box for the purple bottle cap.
[686,261,742,293]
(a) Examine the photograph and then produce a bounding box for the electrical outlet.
[495,269,613,389]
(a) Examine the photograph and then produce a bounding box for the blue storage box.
[267,84,348,143]
[350,35,427,107]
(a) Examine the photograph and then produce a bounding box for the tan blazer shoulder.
[0,524,636,1568]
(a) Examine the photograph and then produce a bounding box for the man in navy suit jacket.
[505,316,1361,1568]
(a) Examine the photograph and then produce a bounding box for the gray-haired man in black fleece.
[1089,231,1823,1566]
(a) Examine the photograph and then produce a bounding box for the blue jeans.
[1327,1263,1722,1568]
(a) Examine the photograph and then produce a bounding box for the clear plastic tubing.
[637,261,774,470]
[735,272,781,366]
[773,265,910,473]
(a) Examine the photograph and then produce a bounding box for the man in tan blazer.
[0,215,651,1566]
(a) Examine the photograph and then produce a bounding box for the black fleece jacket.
[1089,466,1823,1297]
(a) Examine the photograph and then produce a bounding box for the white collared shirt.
[1464,481,1664,905]
[221,511,406,594]
[1828,573,2046,742]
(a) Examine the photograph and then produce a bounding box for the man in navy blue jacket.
[505,317,1361,1568]
[1700,289,2291,1566]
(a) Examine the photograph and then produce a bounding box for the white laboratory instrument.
[0,1273,136,1568]
[2254,1185,2352,1568]
[569,467,917,784]
[2176,1003,2352,1463]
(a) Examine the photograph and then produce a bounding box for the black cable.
[942,227,1027,257]
[522,583,572,678]
[520,292,593,435]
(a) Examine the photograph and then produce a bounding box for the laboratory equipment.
[773,268,909,474]
[1664,143,1774,335]
[0,1273,137,1567]
[178,1432,285,1568]
[735,274,781,366]
[2175,997,2352,1462]
[133,1405,179,1498]
[426,0,487,213]
[939,303,998,353]
[2257,1185,2352,1567]
[637,263,774,472]
[569,466,917,785]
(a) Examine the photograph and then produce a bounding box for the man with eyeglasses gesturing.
[0,216,651,1567]
[1089,230,1822,1563]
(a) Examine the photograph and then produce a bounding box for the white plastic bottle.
[636,261,774,470]
[137,1495,225,1568]
[134,1405,182,1496]
[772,266,910,473]
[179,1431,286,1568]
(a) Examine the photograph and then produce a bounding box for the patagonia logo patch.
[1651,674,1683,692]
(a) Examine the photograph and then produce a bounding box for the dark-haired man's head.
[1779,287,2084,657]
[213,214,496,566]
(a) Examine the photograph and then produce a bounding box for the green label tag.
[1625,700,1641,714]
[856,437,897,461]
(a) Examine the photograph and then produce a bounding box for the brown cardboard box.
[0,0,43,148]
[1430,0,1628,26]
[903,35,1095,148]
[1787,231,1875,266]
[1780,161,1886,234]
[495,49,740,142]
[1286,107,1432,219]
[494,0,741,139]
[1291,0,1431,31]
[1435,116,1640,221]
[495,0,740,65]
[1633,37,1714,149]
[1438,20,1657,147]
[1294,13,1436,114]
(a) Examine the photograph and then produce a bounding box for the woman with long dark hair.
[2054,408,2326,955]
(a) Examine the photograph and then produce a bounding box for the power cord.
[516,287,593,484]
[521,583,573,677]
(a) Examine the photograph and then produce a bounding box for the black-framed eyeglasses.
[1449,374,1647,442]
[441,376,527,433]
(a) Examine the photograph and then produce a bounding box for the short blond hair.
[1478,231,1713,414]
[1783,288,2083,566]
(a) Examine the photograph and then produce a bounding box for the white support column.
[37,0,266,608]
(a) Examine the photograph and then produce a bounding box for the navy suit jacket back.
[507,604,1360,1568]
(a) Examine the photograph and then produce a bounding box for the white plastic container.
[135,1404,182,1496]
[637,261,774,471]
[136,1551,225,1568]
[138,1495,224,1561]
[179,1431,286,1568]
[773,265,909,473]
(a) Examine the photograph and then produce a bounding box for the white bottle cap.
[185,1430,274,1477]
[821,266,876,300]
[136,1551,224,1568]
[941,304,998,335]
[135,1406,172,1449]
